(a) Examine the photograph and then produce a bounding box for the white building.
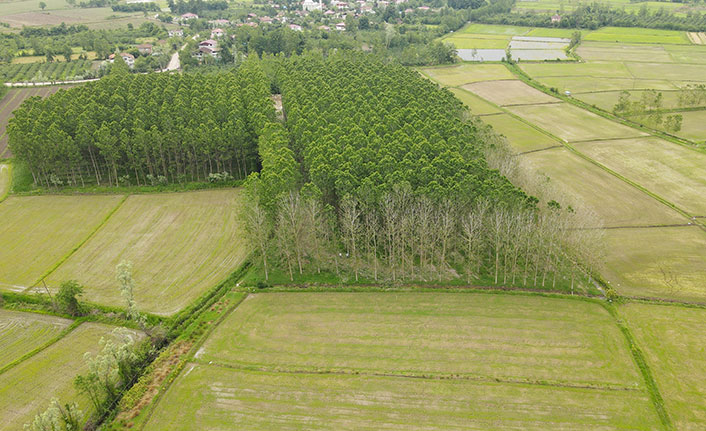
[302,0,322,11]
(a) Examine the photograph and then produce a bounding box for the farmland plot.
[0,164,9,199]
[602,226,706,302]
[574,137,706,215]
[0,195,124,291]
[419,64,514,87]
[632,110,706,143]
[463,79,558,106]
[576,42,674,63]
[481,113,559,152]
[0,309,71,369]
[47,190,250,315]
[0,323,136,431]
[197,293,642,388]
[619,303,706,430]
[537,76,677,93]
[506,102,647,142]
[448,88,502,115]
[145,364,661,431]
[522,147,684,226]
[145,292,662,430]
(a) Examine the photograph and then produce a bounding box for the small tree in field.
[56,280,84,316]
[24,398,82,431]
[39,1,46,9]
[116,261,146,329]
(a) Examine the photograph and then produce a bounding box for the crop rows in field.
[143,292,662,430]
[0,60,93,83]
[0,309,71,370]
[0,85,68,157]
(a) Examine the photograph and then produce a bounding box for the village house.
[199,39,218,50]
[335,1,348,9]
[302,0,322,11]
[168,29,183,37]
[211,28,225,38]
[109,52,135,67]
[180,12,198,21]
[137,43,153,55]
[335,22,346,31]
[319,25,330,31]
[289,23,303,31]
[551,14,562,23]
[195,46,220,60]
[260,16,273,23]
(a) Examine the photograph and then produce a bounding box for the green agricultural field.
[145,364,661,430]
[440,33,510,49]
[419,64,515,87]
[448,87,502,115]
[520,61,633,78]
[457,23,532,35]
[634,109,706,143]
[575,90,688,112]
[0,195,124,291]
[583,27,690,44]
[47,190,250,315]
[0,309,71,370]
[619,303,706,430]
[521,147,684,226]
[481,113,559,152]
[626,62,706,82]
[506,102,647,142]
[0,323,128,431]
[197,293,642,388]
[576,42,674,63]
[538,76,677,93]
[463,79,559,106]
[602,226,706,301]
[664,44,706,64]
[526,27,580,38]
[574,137,706,215]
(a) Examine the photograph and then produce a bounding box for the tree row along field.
[420,42,706,302]
[0,85,68,158]
[0,317,141,431]
[139,292,686,430]
[0,190,249,315]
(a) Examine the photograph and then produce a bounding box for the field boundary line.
[517,144,563,155]
[0,88,22,116]
[0,163,11,203]
[194,359,643,392]
[25,194,129,292]
[0,319,82,376]
[136,292,250,431]
[602,303,674,430]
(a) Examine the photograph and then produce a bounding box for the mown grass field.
[146,364,661,430]
[197,293,641,387]
[0,195,124,291]
[481,113,559,152]
[47,190,250,315]
[574,137,706,215]
[506,102,647,142]
[0,323,123,431]
[619,303,706,430]
[144,292,663,430]
[576,42,675,62]
[603,226,706,301]
[575,90,689,111]
[463,79,558,106]
[520,61,634,79]
[625,62,706,82]
[419,64,514,87]
[583,27,690,44]
[635,109,706,143]
[448,88,502,115]
[0,309,71,369]
[522,147,684,227]
[440,33,510,49]
[539,76,677,93]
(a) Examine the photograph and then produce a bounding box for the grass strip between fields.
[0,319,81,376]
[26,194,129,291]
[0,163,10,203]
[601,302,674,430]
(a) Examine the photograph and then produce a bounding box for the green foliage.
[9,61,273,188]
[56,280,84,316]
[24,398,82,431]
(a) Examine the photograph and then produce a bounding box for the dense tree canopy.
[8,58,273,187]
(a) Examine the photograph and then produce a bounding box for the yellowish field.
[145,364,661,430]
[619,303,706,430]
[625,62,706,83]
[521,147,684,227]
[0,164,9,200]
[0,323,122,431]
[576,42,674,63]
[463,79,559,106]
[639,109,706,143]
[539,76,677,93]
[0,309,71,370]
[481,113,559,153]
[47,190,250,315]
[602,226,706,302]
[0,195,124,291]
[506,102,647,142]
[574,137,706,216]
[520,61,634,79]
[448,87,502,115]
[419,64,514,87]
